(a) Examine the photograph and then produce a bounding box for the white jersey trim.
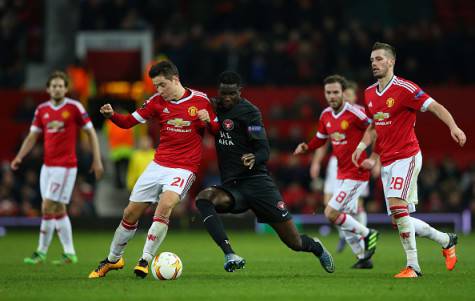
[30,125,42,133]
[375,75,395,96]
[347,103,368,120]
[331,102,349,119]
[82,121,93,129]
[132,111,146,123]
[421,97,434,112]
[316,132,328,139]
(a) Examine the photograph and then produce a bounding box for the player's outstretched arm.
[352,123,375,167]
[100,103,140,129]
[309,141,328,179]
[427,101,466,147]
[10,131,40,170]
[84,127,104,180]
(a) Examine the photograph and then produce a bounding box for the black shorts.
[215,175,292,223]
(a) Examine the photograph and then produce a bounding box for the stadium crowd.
[1,0,475,87]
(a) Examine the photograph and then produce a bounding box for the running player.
[194,71,335,273]
[11,71,103,265]
[353,42,466,278]
[88,61,219,278]
[295,75,379,269]
[310,81,369,254]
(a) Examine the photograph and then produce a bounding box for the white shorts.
[40,165,77,204]
[381,152,422,215]
[328,179,369,215]
[130,161,196,203]
[323,156,338,195]
[324,156,369,198]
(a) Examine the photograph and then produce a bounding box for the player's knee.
[123,206,140,224]
[196,187,215,202]
[324,206,339,223]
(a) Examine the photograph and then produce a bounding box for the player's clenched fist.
[100,104,114,118]
[293,142,309,155]
[197,109,210,123]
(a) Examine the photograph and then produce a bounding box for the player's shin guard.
[107,219,138,262]
[141,215,169,263]
[390,205,420,272]
[334,213,370,237]
[196,199,234,255]
[55,213,76,255]
[410,217,449,247]
[38,214,55,254]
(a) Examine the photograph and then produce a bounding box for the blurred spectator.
[14,96,36,122]
[126,135,155,191]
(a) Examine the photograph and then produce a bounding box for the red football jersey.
[315,103,371,181]
[132,89,216,173]
[364,76,433,166]
[31,98,92,167]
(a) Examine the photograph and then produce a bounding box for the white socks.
[37,214,55,254]
[339,226,365,259]
[108,219,138,262]
[390,205,420,272]
[335,213,370,237]
[141,215,169,263]
[411,217,450,248]
[55,214,75,254]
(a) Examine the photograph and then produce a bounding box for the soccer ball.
[151,252,183,280]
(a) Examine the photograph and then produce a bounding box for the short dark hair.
[323,74,348,90]
[148,61,179,80]
[346,80,358,91]
[46,71,69,88]
[372,42,396,59]
[218,71,241,86]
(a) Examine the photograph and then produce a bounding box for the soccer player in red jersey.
[353,42,467,278]
[310,81,371,254]
[294,75,379,269]
[11,71,104,265]
[88,61,219,279]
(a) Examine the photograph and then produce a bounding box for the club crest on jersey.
[340,120,349,130]
[222,119,234,131]
[188,106,198,117]
[166,118,191,128]
[61,110,70,119]
[386,98,395,108]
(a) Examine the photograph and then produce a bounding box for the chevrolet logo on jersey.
[373,112,390,121]
[330,132,346,141]
[167,118,191,127]
[46,120,65,132]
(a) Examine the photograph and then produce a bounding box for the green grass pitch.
[1,229,474,301]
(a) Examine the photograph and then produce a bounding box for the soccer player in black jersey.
[195,71,335,273]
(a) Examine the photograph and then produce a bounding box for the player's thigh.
[381,153,422,215]
[244,177,292,223]
[328,179,368,215]
[40,165,77,204]
[155,190,181,217]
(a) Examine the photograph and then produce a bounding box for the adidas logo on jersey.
[368,102,373,107]
[163,107,170,113]
[326,122,331,127]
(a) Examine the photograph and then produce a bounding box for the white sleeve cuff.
[316,132,328,139]
[132,111,146,123]
[421,97,435,112]
[30,125,42,133]
[82,121,93,129]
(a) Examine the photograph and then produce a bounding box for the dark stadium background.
[0,0,473,232]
